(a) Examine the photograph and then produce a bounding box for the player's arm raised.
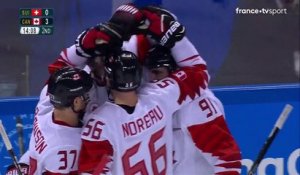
[48,23,121,75]
[144,6,209,100]
[49,3,146,75]
[48,45,87,74]
[145,7,241,174]
[141,5,207,68]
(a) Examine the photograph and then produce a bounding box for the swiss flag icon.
[31,9,42,16]
[32,18,41,25]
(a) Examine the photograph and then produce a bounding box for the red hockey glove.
[75,23,123,58]
[6,163,29,175]
[141,6,185,48]
[109,3,148,40]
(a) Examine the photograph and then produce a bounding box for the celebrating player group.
[6,3,242,175]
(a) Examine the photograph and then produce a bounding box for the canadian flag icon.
[32,18,41,25]
[174,70,187,81]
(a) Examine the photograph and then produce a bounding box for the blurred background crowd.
[0,0,299,97]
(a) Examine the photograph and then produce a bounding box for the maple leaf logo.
[170,64,209,104]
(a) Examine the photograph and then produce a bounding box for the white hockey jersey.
[170,37,242,174]
[28,108,82,174]
[172,89,242,175]
[26,80,106,174]
[79,66,208,174]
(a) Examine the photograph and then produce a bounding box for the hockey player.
[144,44,242,174]
[5,67,93,175]
[6,4,150,174]
[78,49,208,174]
[44,3,188,129]
[27,67,93,174]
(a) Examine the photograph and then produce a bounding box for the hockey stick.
[248,104,293,175]
[0,120,22,175]
[16,116,25,156]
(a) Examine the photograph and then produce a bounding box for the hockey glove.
[75,23,123,58]
[5,163,29,175]
[141,6,185,48]
[109,3,148,40]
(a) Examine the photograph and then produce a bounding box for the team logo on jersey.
[174,71,187,81]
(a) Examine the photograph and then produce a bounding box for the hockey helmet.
[144,45,177,72]
[105,51,142,91]
[47,67,93,107]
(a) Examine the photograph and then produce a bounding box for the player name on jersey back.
[122,105,164,138]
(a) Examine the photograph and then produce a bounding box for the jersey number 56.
[122,127,167,175]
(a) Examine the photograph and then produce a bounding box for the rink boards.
[0,84,299,175]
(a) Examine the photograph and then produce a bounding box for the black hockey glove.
[108,3,148,40]
[75,23,123,58]
[141,6,185,48]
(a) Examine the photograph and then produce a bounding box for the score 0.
[42,9,53,16]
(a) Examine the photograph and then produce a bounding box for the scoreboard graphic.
[19,8,53,35]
